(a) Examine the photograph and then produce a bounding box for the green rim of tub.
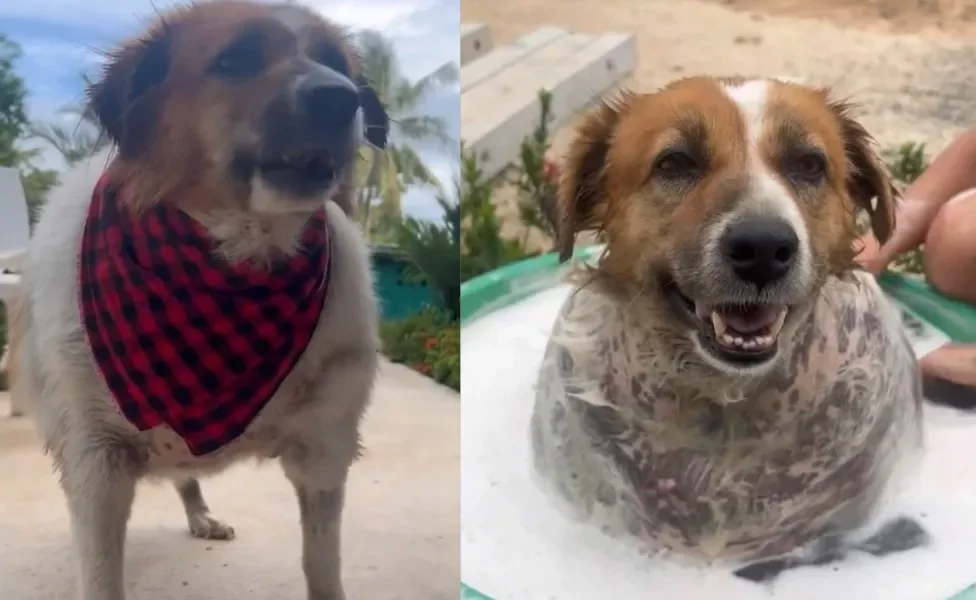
[459,244,976,600]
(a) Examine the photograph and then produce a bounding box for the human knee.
[925,190,976,302]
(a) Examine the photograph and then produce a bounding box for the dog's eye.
[310,44,350,77]
[653,150,701,179]
[209,35,265,79]
[785,151,827,182]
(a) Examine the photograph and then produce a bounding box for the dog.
[530,76,928,581]
[12,2,389,598]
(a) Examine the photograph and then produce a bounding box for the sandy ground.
[0,359,459,599]
[462,0,976,250]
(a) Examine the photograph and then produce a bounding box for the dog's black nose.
[720,217,799,288]
[300,84,361,132]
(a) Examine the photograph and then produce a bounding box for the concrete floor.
[0,359,459,599]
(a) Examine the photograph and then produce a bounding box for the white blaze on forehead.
[723,79,769,146]
[272,4,321,60]
[719,79,811,280]
[271,5,333,101]
[273,5,317,35]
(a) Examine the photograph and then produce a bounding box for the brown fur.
[533,78,925,578]
[89,1,378,216]
[557,78,896,293]
[13,3,389,599]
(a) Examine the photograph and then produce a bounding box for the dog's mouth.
[668,285,789,367]
[261,150,336,183]
[259,149,339,194]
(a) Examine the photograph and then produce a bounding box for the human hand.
[857,196,937,275]
[855,233,888,275]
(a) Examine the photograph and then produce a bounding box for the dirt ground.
[462,0,976,250]
[711,0,976,37]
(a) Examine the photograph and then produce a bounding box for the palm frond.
[395,115,453,146]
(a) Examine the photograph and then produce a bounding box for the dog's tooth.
[733,336,744,346]
[711,311,727,337]
[721,334,736,346]
[768,309,788,340]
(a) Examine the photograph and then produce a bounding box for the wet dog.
[531,77,928,581]
[12,2,388,598]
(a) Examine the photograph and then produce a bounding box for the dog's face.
[558,77,896,376]
[89,1,389,214]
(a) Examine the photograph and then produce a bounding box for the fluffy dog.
[12,2,388,599]
[530,77,927,581]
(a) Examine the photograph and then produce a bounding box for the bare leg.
[61,442,139,600]
[173,476,235,540]
[924,189,976,304]
[917,190,976,397]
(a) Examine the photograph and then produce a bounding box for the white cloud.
[306,0,426,31]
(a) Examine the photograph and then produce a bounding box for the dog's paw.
[733,558,794,582]
[187,512,236,540]
[856,516,929,557]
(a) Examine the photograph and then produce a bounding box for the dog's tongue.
[721,306,780,333]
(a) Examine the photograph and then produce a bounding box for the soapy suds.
[461,283,976,600]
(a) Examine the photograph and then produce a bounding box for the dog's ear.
[557,91,633,262]
[87,24,173,158]
[830,99,898,245]
[355,76,389,150]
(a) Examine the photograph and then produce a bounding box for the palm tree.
[27,73,106,168]
[355,29,458,236]
[393,179,461,319]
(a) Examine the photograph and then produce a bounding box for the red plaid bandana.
[79,175,331,456]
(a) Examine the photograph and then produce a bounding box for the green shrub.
[380,307,460,390]
[460,148,534,281]
[511,89,559,247]
[883,141,930,275]
[394,185,461,319]
[460,90,566,282]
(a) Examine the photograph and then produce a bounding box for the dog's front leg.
[281,435,359,600]
[60,440,140,600]
[279,353,375,600]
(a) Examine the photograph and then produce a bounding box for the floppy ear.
[557,91,632,262]
[355,76,389,150]
[87,24,173,158]
[830,99,898,245]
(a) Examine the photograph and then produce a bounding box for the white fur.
[712,79,814,292]
[17,147,379,600]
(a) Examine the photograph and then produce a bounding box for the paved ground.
[0,359,459,599]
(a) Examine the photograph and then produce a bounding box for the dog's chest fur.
[530,273,923,563]
[22,156,379,476]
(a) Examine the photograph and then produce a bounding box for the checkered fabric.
[79,175,331,456]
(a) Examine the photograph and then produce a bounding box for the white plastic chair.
[0,165,29,417]
[0,165,28,303]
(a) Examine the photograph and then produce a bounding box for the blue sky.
[0,0,460,221]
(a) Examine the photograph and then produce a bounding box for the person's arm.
[861,127,976,274]
[905,127,976,209]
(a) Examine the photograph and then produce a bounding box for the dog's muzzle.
[667,216,808,370]
[256,67,364,198]
[719,216,800,290]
